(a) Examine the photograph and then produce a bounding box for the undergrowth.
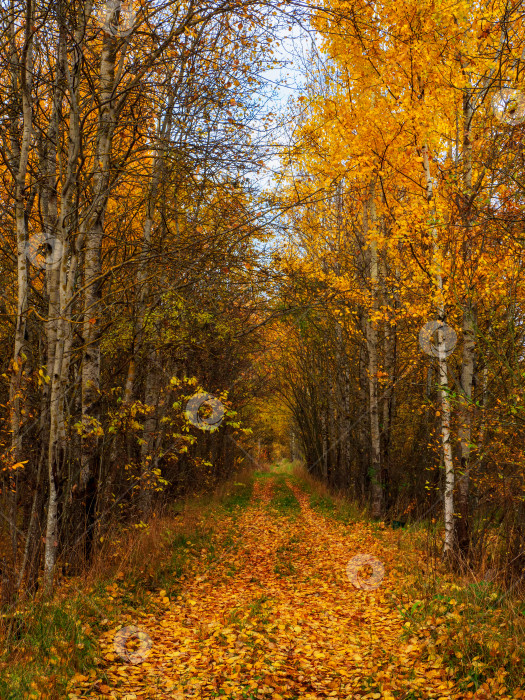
[0,467,257,700]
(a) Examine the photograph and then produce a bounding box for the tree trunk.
[422,143,455,558]
[364,180,382,518]
[380,244,396,510]
[456,87,476,558]
[7,0,35,596]
[358,316,368,501]
[457,302,476,555]
[140,351,160,514]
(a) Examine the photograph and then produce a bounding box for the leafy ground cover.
[2,463,524,699]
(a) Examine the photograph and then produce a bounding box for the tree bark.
[7,0,34,593]
[456,87,476,558]
[364,179,382,518]
[422,143,455,558]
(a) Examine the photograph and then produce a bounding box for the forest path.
[68,467,465,700]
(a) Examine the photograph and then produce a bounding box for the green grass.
[0,469,257,699]
[266,475,301,518]
[221,480,254,513]
[0,595,99,699]
[225,593,274,633]
[273,536,300,578]
[303,484,362,524]
[269,459,297,475]
[285,463,525,696]
[247,593,272,623]
[283,464,362,524]
[137,526,216,598]
[396,571,525,694]
[309,492,336,516]
[253,468,273,480]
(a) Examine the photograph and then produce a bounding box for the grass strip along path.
[66,466,519,700]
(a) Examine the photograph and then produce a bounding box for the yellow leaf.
[71,674,89,682]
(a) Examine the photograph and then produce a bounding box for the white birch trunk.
[43,5,88,592]
[422,143,455,557]
[81,29,118,488]
[7,0,35,584]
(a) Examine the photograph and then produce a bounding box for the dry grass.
[0,465,258,700]
[81,464,256,585]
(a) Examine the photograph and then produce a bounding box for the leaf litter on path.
[67,477,509,700]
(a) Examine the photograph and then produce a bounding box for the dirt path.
[67,474,471,700]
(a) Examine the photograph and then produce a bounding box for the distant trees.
[275,0,525,581]
[0,0,284,598]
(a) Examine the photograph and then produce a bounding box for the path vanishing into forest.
[67,467,494,700]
